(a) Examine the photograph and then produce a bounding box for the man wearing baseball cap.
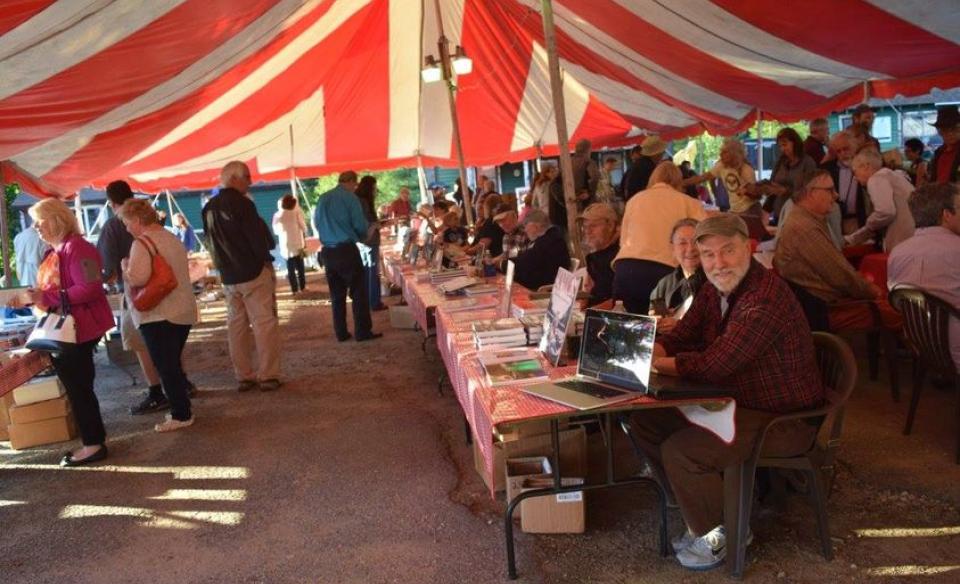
[628,214,824,571]
[491,203,530,267]
[929,105,960,185]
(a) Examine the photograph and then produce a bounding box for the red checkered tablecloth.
[0,351,52,397]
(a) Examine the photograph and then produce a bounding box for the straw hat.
[640,135,667,157]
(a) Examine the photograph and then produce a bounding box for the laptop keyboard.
[556,379,627,399]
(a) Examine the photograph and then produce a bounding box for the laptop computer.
[522,309,657,410]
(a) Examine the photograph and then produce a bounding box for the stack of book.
[478,348,549,387]
[429,267,466,285]
[472,318,528,350]
[511,297,550,319]
[465,284,498,296]
[519,315,544,346]
[444,296,497,313]
[437,276,481,294]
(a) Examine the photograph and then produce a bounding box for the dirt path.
[2,270,959,583]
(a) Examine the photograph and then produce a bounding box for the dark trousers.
[612,258,674,314]
[320,244,373,340]
[51,340,105,446]
[629,407,817,536]
[358,243,383,308]
[286,255,306,293]
[139,321,193,421]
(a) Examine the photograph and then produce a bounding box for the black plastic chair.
[724,332,858,578]
[888,287,960,463]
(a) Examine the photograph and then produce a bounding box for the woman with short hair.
[119,199,199,432]
[613,162,708,314]
[848,148,916,252]
[24,198,114,465]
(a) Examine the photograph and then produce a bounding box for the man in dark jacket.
[202,161,281,392]
[928,105,960,185]
[512,209,571,290]
[621,135,666,202]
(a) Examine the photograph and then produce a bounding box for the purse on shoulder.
[130,235,178,311]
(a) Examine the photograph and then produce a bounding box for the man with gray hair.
[202,161,282,391]
[888,183,960,369]
[821,130,866,235]
[629,214,824,571]
[848,148,915,251]
[511,208,570,290]
[313,171,380,342]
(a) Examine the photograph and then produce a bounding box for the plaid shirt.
[659,261,824,413]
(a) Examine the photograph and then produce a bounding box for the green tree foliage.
[306,168,421,211]
[2,182,22,283]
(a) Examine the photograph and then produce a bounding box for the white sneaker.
[155,414,195,433]
[676,525,726,571]
[672,529,696,553]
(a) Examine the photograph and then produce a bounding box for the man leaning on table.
[629,214,825,571]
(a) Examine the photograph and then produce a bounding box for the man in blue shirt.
[314,171,381,342]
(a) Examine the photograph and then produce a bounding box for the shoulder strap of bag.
[56,247,70,316]
[137,235,159,257]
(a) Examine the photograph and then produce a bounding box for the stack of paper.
[519,315,544,346]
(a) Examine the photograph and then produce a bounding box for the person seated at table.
[846,148,915,252]
[613,161,707,314]
[465,194,504,257]
[630,214,824,571]
[888,182,960,369]
[580,203,620,308]
[490,203,530,267]
[774,171,900,332]
[512,209,570,291]
[387,187,413,220]
[407,203,435,264]
[436,211,468,268]
[649,218,704,331]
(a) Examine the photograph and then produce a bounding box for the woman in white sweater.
[272,195,308,294]
[120,199,198,433]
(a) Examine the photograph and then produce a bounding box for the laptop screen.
[577,309,657,392]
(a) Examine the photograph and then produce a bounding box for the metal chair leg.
[881,330,900,402]
[808,467,834,560]
[903,365,926,435]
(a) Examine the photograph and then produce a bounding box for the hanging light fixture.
[451,45,472,75]
[421,55,442,83]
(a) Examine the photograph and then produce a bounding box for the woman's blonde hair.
[648,161,683,189]
[118,198,160,226]
[28,198,79,242]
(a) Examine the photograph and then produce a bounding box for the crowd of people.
[5,102,958,573]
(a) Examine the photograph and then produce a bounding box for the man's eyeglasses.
[810,186,839,199]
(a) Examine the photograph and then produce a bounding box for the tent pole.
[288,124,299,203]
[417,155,431,204]
[756,110,764,181]
[433,0,473,225]
[540,0,583,263]
[0,167,10,286]
[74,192,84,235]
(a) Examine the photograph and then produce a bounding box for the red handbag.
[130,235,178,311]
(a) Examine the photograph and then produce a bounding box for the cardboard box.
[473,425,587,492]
[389,305,417,330]
[13,376,64,406]
[8,395,70,425]
[0,392,15,441]
[505,456,552,510]
[520,477,586,534]
[8,415,76,450]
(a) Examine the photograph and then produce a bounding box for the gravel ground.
[2,270,959,583]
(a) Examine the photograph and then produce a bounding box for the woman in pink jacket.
[26,199,114,466]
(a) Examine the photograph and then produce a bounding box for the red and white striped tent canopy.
[2,0,959,197]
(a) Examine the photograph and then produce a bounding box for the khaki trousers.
[223,266,281,382]
[630,407,817,536]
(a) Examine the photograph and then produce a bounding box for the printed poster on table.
[538,268,583,366]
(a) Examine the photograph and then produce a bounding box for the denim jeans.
[139,321,192,421]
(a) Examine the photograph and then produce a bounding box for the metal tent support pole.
[433,0,473,226]
[539,0,583,263]
[756,110,764,180]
